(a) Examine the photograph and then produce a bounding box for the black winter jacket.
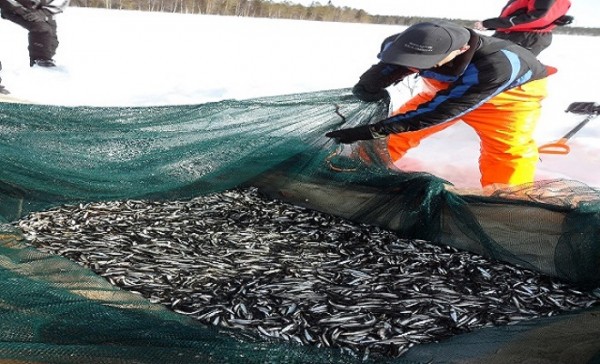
[356,30,550,135]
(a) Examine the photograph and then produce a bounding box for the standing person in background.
[0,61,8,94]
[474,0,573,56]
[0,0,69,67]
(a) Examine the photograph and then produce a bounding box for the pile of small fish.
[15,188,599,359]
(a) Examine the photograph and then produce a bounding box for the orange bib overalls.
[387,77,548,187]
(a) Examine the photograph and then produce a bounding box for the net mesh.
[0,89,599,362]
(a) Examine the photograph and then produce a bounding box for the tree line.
[69,0,599,36]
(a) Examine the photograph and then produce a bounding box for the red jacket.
[481,0,571,33]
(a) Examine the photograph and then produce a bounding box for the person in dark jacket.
[326,21,554,188]
[0,0,69,67]
[0,61,8,94]
[474,0,572,56]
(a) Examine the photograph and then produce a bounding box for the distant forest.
[69,0,599,36]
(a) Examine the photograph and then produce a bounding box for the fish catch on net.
[14,187,600,360]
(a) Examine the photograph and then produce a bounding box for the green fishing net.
[0,89,599,363]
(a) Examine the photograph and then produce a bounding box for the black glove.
[353,84,392,109]
[554,15,574,26]
[326,125,377,144]
[566,102,600,115]
[22,9,47,22]
[352,62,412,102]
[352,83,387,102]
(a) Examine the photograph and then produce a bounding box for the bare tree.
[68,0,598,35]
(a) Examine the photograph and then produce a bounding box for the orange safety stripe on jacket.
[387,77,548,187]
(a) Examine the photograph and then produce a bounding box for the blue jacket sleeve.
[371,50,527,135]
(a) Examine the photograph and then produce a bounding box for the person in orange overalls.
[326,20,553,188]
[474,0,573,56]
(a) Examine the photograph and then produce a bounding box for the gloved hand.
[22,9,47,22]
[554,15,574,26]
[352,83,387,102]
[326,125,376,144]
[352,62,412,102]
[566,102,600,115]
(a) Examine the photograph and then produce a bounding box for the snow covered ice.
[0,7,598,189]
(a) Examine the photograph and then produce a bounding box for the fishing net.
[0,89,599,363]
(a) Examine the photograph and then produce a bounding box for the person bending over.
[327,21,554,188]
